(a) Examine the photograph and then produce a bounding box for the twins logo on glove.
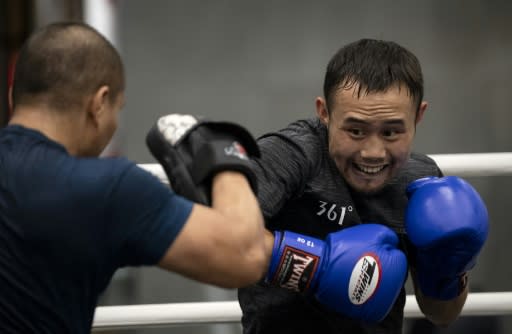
[349,254,380,305]
[269,240,322,292]
[224,141,249,160]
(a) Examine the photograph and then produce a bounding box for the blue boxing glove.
[405,176,489,300]
[266,224,408,323]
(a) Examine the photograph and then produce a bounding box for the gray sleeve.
[251,123,322,219]
[410,152,444,177]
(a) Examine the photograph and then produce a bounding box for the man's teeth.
[356,164,386,174]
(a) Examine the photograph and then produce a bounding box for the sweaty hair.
[323,38,423,112]
[12,22,125,110]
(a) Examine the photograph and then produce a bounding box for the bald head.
[12,22,125,111]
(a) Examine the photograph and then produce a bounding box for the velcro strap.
[190,139,253,184]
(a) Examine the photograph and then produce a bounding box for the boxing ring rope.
[92,292,512,331]
[91,152,512,331]
[138,152,512,184]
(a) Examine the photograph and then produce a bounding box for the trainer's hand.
[146,114,260,205]
[405,176,489,300]
[266,224,407,323]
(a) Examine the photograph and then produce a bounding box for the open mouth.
[353,163,388,175]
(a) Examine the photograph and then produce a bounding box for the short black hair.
[12,21,125,110]
[323,38,423,112]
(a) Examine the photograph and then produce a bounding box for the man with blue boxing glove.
[148,110,489,331]
[238,38,489,334]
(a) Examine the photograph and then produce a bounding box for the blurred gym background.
[2,1,511,333]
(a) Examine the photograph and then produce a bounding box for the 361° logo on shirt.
[316,201,353,226]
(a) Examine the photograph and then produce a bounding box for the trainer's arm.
[412,270,468,326]
[158,171,274,288]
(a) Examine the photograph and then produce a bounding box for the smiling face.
[317,83,426,194]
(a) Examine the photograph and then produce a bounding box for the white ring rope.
[138,152,512,184]
[92,292,512,331]
[90,152,511,331]
[428,152,512,177]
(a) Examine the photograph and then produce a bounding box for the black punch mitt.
[146,114,260,205]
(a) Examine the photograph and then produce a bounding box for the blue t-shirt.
[0,125,193,333]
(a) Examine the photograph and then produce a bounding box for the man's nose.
[360,135,386,161]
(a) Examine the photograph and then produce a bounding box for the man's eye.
[382,129,402,138]
[348,128,364,136]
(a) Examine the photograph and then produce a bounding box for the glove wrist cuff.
[414,268,469,300]
[266,230,324,293]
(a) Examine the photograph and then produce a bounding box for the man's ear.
[415,101,428,125]
[316,96,329,125]
[88,85,110,125]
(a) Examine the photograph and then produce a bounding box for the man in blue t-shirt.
[0,22,270,333]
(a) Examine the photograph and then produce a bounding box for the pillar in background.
[2,0,34,126]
